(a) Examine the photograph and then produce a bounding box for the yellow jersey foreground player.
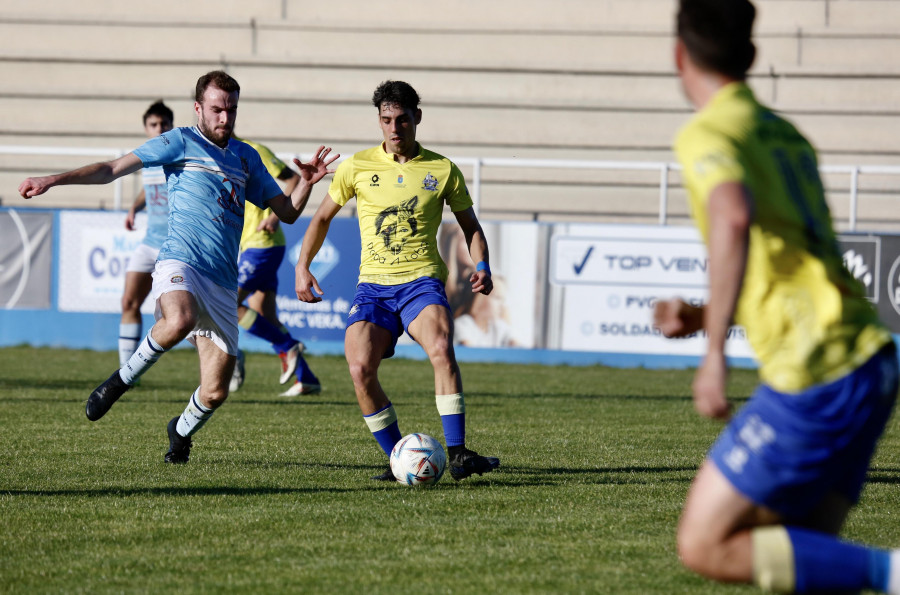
[654,1,900,593]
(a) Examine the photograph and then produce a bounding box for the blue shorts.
[346,276,451,359]
[709,342,898,520]
[237,246,285,294]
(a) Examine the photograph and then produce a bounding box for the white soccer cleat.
[278,342,304,385]
[229,349,246,393]
[279,380,321,397]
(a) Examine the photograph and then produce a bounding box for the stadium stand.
[1,0,899,228]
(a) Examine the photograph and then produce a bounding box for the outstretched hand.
[293,146,339,186]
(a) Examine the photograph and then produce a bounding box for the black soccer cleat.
[371,465,396,481]
[164,416,192,464]
[449,448,500,481]
[86,370,132,421]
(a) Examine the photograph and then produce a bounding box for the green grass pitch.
[2,346,900,593]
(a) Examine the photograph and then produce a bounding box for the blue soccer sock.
[787,526,890,593]
[239,309,296,353]
[363,403,402,456]
[754,526,890,593]
[296,355,319,385]
[436,393,466,448]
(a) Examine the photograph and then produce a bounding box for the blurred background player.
[118,101,174,375]
[654,1,900,593]
[19,70,337,464]
[295,80,500,482]
[230,135,321,396]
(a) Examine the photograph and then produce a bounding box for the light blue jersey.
[133,127,283,290]
[141,166,169,250]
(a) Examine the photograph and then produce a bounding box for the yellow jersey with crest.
[237,137,287,252]
[328,143,473,285]
[674,82,890,393]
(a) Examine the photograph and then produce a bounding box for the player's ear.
[194,101,202,119]
[674,39,687,74]
[414,108,422,126]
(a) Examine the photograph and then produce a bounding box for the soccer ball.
[390,433,447,486]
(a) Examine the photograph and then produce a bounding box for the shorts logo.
[422,173,438,191]
[724,446,749,474]
[349,305,359,316]
[170,275,184,284]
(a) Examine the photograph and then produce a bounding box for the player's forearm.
[704,187,750,353]
[282,179,314,223]
[296,216,330,271]
[54,161,126,187]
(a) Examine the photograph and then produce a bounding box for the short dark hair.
[143,100,173,125]
[372,80,421,112]
[677,0,756,79]
[194,70,240,103]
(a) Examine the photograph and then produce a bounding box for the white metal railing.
[4,144,900,231]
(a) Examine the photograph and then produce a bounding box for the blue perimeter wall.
[0,307,758,370]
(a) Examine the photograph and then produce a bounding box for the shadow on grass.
[2,485,371,497]
[864,469,900,485]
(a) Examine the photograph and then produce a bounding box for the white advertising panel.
[59,210,151,313]
[551,224,754,358]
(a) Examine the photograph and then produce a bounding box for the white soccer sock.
[175,388,215,437]
[118,322,141,368]
[119,330,166,385]
[888,550,900,595]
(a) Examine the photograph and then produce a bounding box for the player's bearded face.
[195,85,238,147]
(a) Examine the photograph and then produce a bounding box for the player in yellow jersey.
[653,1,900,592]
[232,136,321,396]
[295,80,500,482]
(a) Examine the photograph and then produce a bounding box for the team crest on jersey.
[422,173,439,191]
[397,175,404,184]
[170,275,184,284]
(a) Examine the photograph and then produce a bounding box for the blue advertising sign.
[274,217,362,343]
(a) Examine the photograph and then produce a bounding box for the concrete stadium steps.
[4,55,900,116]
[4,15,900,74]
[8,1,897,34]
[2,92,897,157]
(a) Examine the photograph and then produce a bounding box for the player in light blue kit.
[18,71,338,464]
[119,100,174,373]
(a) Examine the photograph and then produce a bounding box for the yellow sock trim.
[238,309,258,330]
[752,526,795,593]
[435,393,465,416]
[364,405,397,432]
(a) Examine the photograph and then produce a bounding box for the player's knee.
[346,358,378,387]
[677,523,718,578]
[121,295,141,315]
[165,311,199,337]
[426,335,454,368]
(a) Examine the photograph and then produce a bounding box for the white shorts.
[126,243,160,274]
[152,259,239,355]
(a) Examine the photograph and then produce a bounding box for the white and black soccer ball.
[390,433,447,486]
